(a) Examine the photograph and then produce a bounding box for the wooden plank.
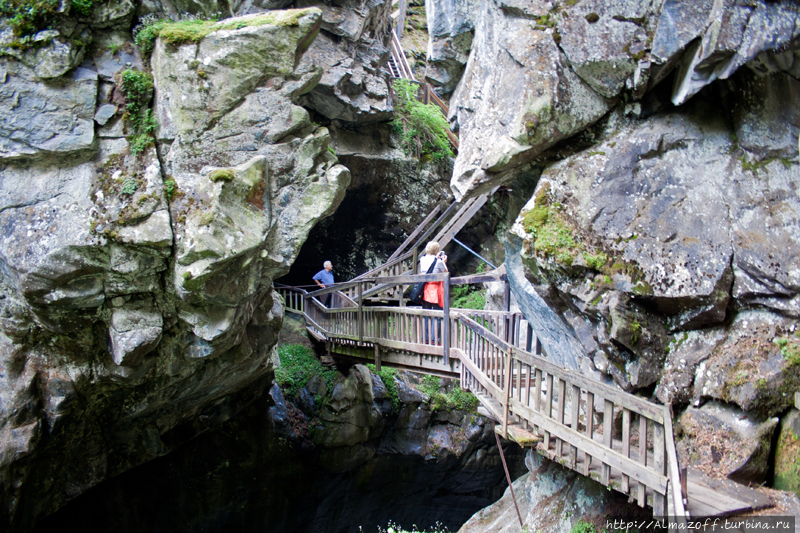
[638,416,647,506]
[443,273,450,365]
[544,373,554,449]
[410,199,461,253]
[510,397,669,493]
[603,400,613,485]
[532,368,542,434]
[653,422,667,517]
[585,392,595,476]
[556,378,566,457]
[663,405,688,519]
[571,384,580,467]
[458,348,505,400]
[622,409,631,494]
[503,348,513,437]
[685,468,773,517]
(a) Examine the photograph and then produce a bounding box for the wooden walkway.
[277,278,775,520]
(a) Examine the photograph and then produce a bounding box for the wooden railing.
[281,274,687,518]
[453,313,687,518]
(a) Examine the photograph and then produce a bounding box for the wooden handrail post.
[503,347,513,438]
[443,272,450,365]
[358,281,363,345]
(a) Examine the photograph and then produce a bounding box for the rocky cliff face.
[0,4,359,531]
[440,0,800,519]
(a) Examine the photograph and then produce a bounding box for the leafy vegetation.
[451,284,486,310]
[570,519,599,533]
[522,201,579,265]
[391,79,455,162]
[118,69,157,155]
[164,178,177,201]
[120,178,138,196]
[774,335,800,367]
[418,375,478,412]
[275,344,338,401]
[367,364,400,414]
[0,0,93,42]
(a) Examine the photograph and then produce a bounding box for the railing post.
[413,247,419,274]
[443,272,450,365]
[358,281,363,345]
[502,347,513,438]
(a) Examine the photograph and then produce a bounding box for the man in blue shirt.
[313,261,334,307]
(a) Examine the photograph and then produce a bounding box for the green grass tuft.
[275,344,338,401]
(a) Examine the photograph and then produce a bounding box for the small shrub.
[120,178,138,195]
[418,376,478,412]
[70,0,92,16]
[164,178,177,201]
[774,336,800,367]
[570,518,597,533]
[0,0,60,37]
[118,69,157,155]
[451,284,486,310]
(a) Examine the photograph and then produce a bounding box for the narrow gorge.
[0,0,798,532]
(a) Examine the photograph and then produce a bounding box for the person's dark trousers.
[325,293,332,307]
[422,300,442,344]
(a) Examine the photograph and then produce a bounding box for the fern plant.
[391,79,454,162]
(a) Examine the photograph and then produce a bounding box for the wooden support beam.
[503,348,513,438]
[358,282,363,344]
[443,273,450,365]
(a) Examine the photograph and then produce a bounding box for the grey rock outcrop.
[448,1,615,198]
[424,0,479,94]
[458,448,643,533]
[296,0,394,124]
[677,401,779,485]
[0,59,97,160]
[506,84,799,391]
[448,0,800,199]
[0,8,352,531]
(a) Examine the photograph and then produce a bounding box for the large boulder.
[0,59,97,160]
[449,0,800,199]
[295,0,394,124]
[424,0,480,94]
[448,1,615,198]
[506,84,799,390]
[676,401,779,485]
[458,448,645,533]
